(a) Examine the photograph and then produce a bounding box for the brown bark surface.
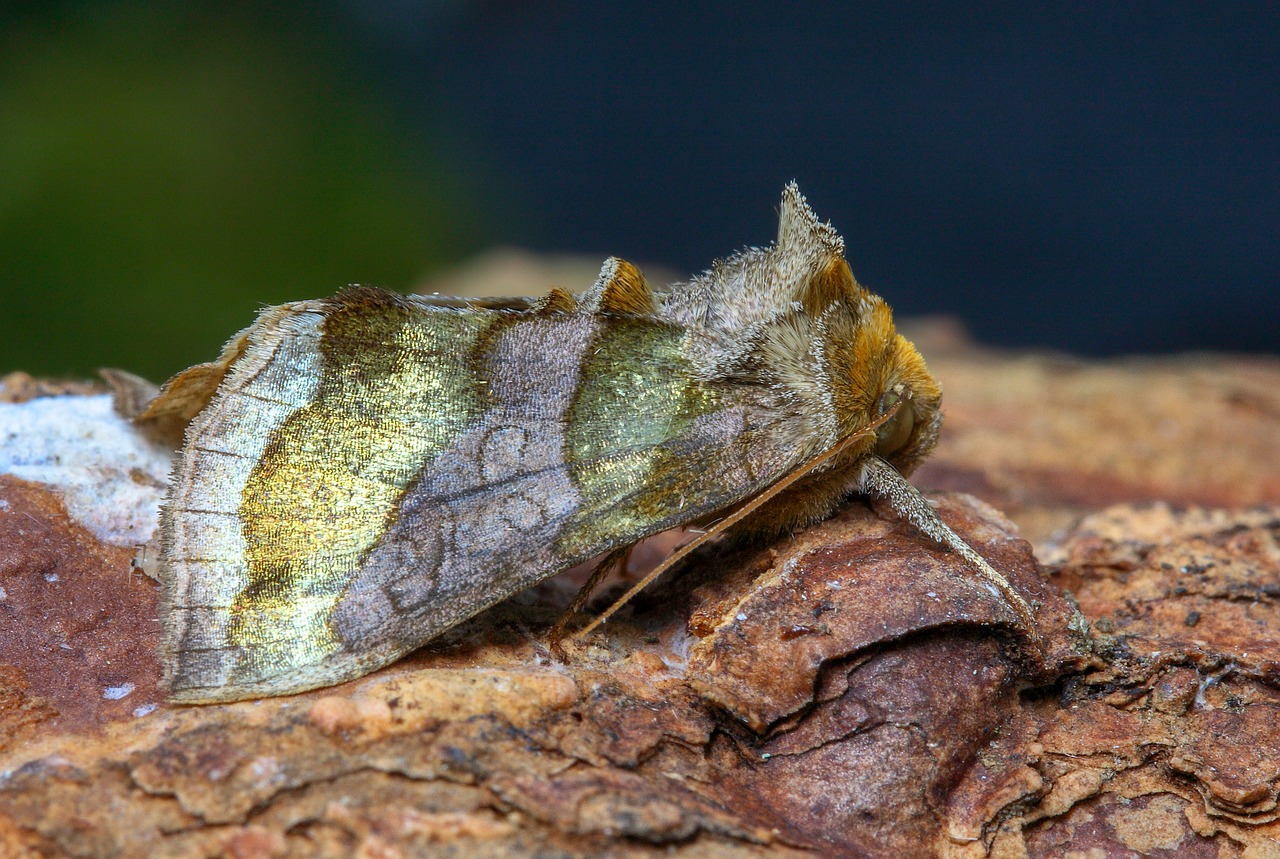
[1,329,1278,858]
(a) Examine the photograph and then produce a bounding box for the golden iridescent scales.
[141,183,1036,703]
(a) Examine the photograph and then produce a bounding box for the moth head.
[863,333,943,477]
[799,256,943,478]
[733,185,944,477]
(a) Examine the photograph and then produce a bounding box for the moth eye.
[875,389,915,455]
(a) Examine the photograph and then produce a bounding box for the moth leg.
[859,455,1045,652]
[548,545,634,658]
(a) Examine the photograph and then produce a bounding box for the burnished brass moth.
[143,184,1033,703]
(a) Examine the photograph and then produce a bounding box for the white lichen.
[0,395,173,546]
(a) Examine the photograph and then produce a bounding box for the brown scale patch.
[0,475,162,733]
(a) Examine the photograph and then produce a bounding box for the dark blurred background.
[2,1,1276,381]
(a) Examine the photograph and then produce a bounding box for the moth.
[142,183,1035,703]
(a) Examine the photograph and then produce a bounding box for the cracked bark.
[1,321,1278,858]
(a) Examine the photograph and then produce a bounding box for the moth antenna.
[859,456,1041,645]
[572,407,902,641]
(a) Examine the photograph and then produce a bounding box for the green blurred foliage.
[0,2,486,381]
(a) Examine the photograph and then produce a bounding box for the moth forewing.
[156,288,808,702]
[153,182,1036,703]
[572,403,906,641]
